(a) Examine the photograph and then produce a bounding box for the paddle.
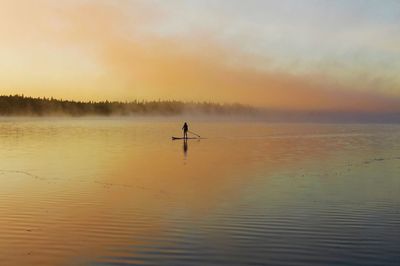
[189,130,201,138]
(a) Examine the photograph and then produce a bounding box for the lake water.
[0,118,399,266]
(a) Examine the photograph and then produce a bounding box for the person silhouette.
[182,122,189,139]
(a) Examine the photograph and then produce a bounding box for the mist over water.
[0,118,399,265]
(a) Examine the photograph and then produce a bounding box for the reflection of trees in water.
[0,95,256,116]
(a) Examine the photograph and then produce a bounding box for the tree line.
[0,95,257,116]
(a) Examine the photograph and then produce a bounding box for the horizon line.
[2,94,400,115]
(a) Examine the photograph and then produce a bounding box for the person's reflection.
[183,139,188,158]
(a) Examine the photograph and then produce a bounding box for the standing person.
[182,122,189,139]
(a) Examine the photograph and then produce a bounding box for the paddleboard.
[172,137,202,140]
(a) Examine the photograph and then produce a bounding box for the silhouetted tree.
[0,95,256,116]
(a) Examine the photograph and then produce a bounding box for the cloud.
[0,0,399,112]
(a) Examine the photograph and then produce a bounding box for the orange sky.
[0,0,399,112]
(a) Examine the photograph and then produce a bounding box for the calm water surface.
[0,118,399,266]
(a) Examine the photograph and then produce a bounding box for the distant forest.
[0,95,257,116]
[1,95,398,122]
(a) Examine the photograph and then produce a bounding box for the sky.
[0,0,399,112]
